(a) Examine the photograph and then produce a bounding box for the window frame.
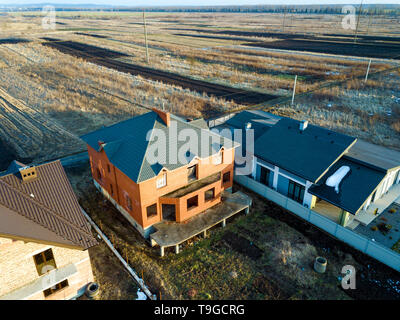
[33,249,57,276]
[212,151,223,165]
[288,180,305,204]
[156,172,167,189]
[146,203,158,218]
[187,195,199,210]
[43,279,69,297]
[223,171,231,184]
[125,194,132,211]
[187,164,197,182]
[260,166,270,187]
[205,188,215,202]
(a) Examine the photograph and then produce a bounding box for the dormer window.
[213,151,223,165]
[156,172,167,189]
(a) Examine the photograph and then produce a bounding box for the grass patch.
[392,239,400,253]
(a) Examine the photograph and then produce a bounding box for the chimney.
[152,108,170,127]
[299,120,308,131]
[19,166,37,183]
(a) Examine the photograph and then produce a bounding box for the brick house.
[0,160,97,300]
[81,109,239,239]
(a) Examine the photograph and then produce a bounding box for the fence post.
[334,223,339,237]
[364,240,370,253]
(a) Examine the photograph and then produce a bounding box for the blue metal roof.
[254,118,357,182]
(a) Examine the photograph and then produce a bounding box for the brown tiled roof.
[0,160,97,250]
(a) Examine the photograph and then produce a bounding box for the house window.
[260,166,270,187]
[43,279,69,297]
[223,171,231,184]
[147,204,157,218]
[126,195,132,211]
[110,183,114,196]
[187,165,197,182]
[107,164,111,173]
[288,180,305,204]
[205,188,215,201]
[33,249,57,276]
[156,172,167,189]
[96,168,102,181]
[187,195,198,210]
[212,151,223,165]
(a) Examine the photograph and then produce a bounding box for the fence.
[207,113,236,128]
[234,174,400,272]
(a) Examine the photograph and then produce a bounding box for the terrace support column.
[222,219,226,228]
[273,166,279,190]
[203,230,207,238]
[160,246,165,257]
[175,245,180,254]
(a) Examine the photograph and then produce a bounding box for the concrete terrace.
[355,184,400,226]
[150,191,252,256]
[354,203,400,249]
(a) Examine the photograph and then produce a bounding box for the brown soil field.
[245,39,400,60]
[42,38,279,105]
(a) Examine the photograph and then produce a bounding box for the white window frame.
[212,151,223,165]
[156,172,167,189]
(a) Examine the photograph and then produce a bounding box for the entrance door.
[162,204,176,221]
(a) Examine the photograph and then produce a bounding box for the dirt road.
[0,87,85,164]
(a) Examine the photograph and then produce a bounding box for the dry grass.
[0,11,398,163]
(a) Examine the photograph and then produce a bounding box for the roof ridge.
[0,178,94,248]
[138,115,159,182]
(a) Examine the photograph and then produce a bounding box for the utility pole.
[366,10,372,35]
[291,75,297,106]
[143,10,149,64]
[282,6,287,33]
[354,0,364,43]
[365,59,372,82]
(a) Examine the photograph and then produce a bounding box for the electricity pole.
[143,10,149,64]
[282,6,287,33]
[354,0,364,43]
[365,59,372,82]
[366,10,372,35]
[291,75,297,106]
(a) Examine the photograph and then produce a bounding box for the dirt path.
[0,87,84,162]
[41,39,279,105]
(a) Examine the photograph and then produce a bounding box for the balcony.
[163,172,221,199]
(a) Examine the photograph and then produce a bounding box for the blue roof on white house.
[254,117,357,183]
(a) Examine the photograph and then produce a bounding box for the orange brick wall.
[87,145,235,230]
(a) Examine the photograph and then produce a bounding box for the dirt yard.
[66,163,400,300]
[86,242,139,300]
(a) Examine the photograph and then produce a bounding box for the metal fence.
[207,113,236,128]
[235,174,400,272]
